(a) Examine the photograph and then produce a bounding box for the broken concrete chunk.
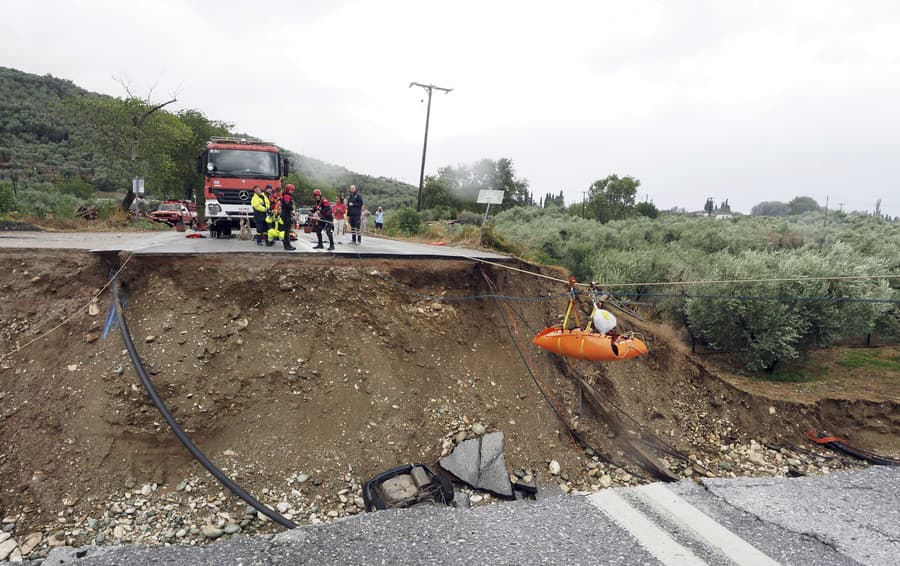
[439,431,512,497]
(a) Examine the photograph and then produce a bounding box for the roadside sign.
[478,190,504,226]
[477,190,504,205]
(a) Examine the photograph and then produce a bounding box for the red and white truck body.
[197,137,289,237]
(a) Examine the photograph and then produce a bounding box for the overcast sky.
[4,0,899,214]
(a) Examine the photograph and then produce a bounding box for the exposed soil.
[0,249,897,549]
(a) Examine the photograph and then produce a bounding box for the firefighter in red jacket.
[313,197,335,250]
[280,184,297,251]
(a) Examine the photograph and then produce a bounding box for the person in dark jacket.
[346,184,363,244]
[280,184,296,251]
[250,185,270,245]
[313,198,335,250]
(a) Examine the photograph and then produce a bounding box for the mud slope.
[0,250,896,537]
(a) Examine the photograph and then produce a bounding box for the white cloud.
[2,0,899,213]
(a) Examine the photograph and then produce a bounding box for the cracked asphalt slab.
[685,466,900,565]
[45,467,897,565]
[0,230,511,260]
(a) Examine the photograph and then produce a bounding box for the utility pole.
[409,82,453,212]
[582,191,588,219]
[823,195,828,226]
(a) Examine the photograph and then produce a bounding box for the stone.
[113,525,125,539]
[48,530,68,546]
[0,540,18,562]
[471,422,486,435]
[548,460,561,475]
[140,484,152,496]
[439,431,513,497]
[8,547,22,563]
[176,528,187,538]
[145,336,156,344]
[202,526,224,539]
[297,472,310,484]
[0,532,9,543]
[276,502,290,513]
[599,474,612,488]
[747,452,767,467]
[18,532,38,556]
[224,524,240,535]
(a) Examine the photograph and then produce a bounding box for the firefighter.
[308,189,322,236]
[281,184,297,251]
[313,197,335,250]
[346,184,363,244]
[250,185,269,245]
[265,189,282,247]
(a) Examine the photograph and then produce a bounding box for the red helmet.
[321,198,330,207]
[312,189,322,197]
[285,184,295,192]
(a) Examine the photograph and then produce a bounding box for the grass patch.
[760,367,824,383]
[836,350,900,371]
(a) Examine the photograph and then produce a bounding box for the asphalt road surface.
[45,466,899,565]
[0,230,510,260]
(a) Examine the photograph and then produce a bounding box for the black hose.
[112,283,297,529]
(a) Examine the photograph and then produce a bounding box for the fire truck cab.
[197,137,289,237]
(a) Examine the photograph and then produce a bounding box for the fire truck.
[197,137,290,237]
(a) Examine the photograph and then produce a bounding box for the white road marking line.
[588,490,707,566]
[635,483,780,566]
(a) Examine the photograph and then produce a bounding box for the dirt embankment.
[0,249,897,553]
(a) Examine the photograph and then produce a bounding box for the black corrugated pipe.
[112,283,297,529]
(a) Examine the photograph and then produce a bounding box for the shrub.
[457,210,482,225]
[386,207,423,236]
[0,180,15,213]
[56,177,95,199]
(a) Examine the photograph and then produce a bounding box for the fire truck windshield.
[207,149,278,178]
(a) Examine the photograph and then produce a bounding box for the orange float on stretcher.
[532,327,648,361]
[532,276,648,362]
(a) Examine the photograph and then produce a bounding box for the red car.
[150,201,198,228]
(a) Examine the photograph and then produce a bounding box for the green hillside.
[0,66,416,208]
[0,67,93,188]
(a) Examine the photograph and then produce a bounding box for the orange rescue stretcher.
[532,278,648,362]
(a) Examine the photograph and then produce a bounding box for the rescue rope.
[482,269,659,482]
[434,243,899,290]
[0,251,136,361]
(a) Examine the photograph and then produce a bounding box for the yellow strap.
[585,306,597,332]
[563,299,573,330]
